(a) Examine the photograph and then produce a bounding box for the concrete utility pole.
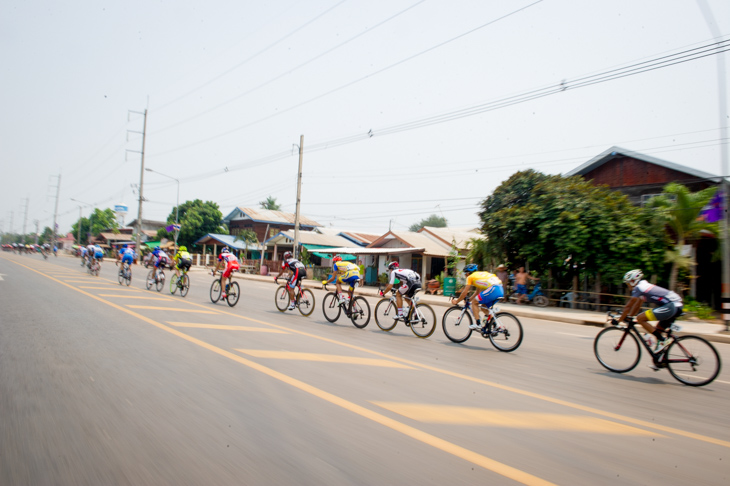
[128,109,148,257]
[34,220,39,244]
[698,0,730,329]
[21,198,29,244]
[52,173,61,247]
[293,135,304,259]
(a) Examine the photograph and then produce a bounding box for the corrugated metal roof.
[369,231,452,257]
[418,227,480,249]
[194,233,260,250]
[223,207,321,227]
[265,230,352,247]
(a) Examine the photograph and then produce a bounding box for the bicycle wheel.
[533,295,549,307]
[489,312,524,352]
[179,274,189,297]
[210,279,222,303]
[274,285,290,312]
[170,275,179,295]
[374,299,398,331]
[155,271,165,292]
[322,292,341,322]
[146,269,155,290]
[594,326,640,372]
[226,281,241,307]
[442,306,473,343]
[118,268,124,285]
[349,296,371,329]
[409,303,436,338]
[297,289,315,316]
[665,335,721,386]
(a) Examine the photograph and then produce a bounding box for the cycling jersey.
[631,281,682,306]
[390,268,421,296]
[466,271,502,290]
[334,261,360,290]
[175,250,192,270]
[282,257,305,272]
[154,251,170,268]
[219,253,239,279]
[120,248,135,264]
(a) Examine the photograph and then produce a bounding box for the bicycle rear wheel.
[180,274,189,297]
[226,281,241,307]
[665,335,721,386]
[374,299,398,331]
[210,279,222,303]
[489,312,523,352]
[442,306,473,343]
[349,296,370,329]
[410,303,436,338]
[322,292,341,322]
[146,269,155,290]
[155,272,165,292]
[118,269,124,285]
[297,289,315,316]
[594,326,640,372]
[274,285,290,312]
[170,275,179,295]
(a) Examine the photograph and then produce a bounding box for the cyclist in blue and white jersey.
[117,244,135,276]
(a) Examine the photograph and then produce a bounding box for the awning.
[312,251,356,261]
[145,241,161,249]
[303,244,356,261]
[305,246,426,255]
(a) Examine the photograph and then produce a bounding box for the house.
[126,218,166,242]
[565,146,719,205]
[56,232,76,250]
[222,207,321,243]
[264,230,355,262]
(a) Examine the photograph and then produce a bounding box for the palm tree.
[646,183,719,292]
[259,196,281,211]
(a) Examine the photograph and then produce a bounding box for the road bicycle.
[274,278,315,317]
[209,270,240,307]
[441,296,523,352]
[374,287,436,338]
[321,282,371,328]
[594,312,721,386]
[88,258,101,277]
[146,266,165,292]
[170,268,191,298]
[116,261,132,286]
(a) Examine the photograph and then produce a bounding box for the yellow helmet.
[179,246,187,252]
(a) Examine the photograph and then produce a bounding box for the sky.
[1,0,729,238]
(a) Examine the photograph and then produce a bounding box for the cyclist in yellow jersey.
[451,263,505,329]
[173,246,192,279]
[322,255,361,304]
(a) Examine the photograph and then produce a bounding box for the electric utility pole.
[51,173,61,247]
[21,198,29,244]
[293,135,304,259]
[128,109,148,257]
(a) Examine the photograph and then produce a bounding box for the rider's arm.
[619,296,643,322]
[452,284,472,305]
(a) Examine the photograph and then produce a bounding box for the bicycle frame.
[607,314,677,366]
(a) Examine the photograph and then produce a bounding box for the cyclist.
[117,244,135,277]
[213,247,239,299]
[275,251,306,311]
[451,264,504,329]
[85,243,96,267]
[617,269,684,360]
[173,245,192,281]
[148,248,170,284]
[93,244,105,265]
[322,255,361,306]
[79,245,89,265]
[379,262,421,319]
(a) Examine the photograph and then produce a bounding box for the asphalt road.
[1,253,728,486]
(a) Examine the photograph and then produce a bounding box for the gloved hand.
[321,280,328,286]
[378,290,384,297]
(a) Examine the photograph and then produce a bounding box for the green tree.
[70,208,118,245]
[157,199,225,249]
[39,226,54,244]
[478,170,665,284]
[645,183,718,292]
[409,214,447,232]
[259,196,281,211]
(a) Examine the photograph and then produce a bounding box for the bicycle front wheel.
[146,269,155,290]
[374,298,398,331]
[118,270,124,285]
[210,279,222,303]
[170,275,179,295]
[275,285,290,312]
[155,272,165,292]
[410,303,436,338]
[442,306,473,343]
[594,326,640,372]
[322,292,341,322]
[226,281,241,307]
[297,289,315,316]
[350,296,371,329]
[179,274,189,297]
[489,312,524,352]
[665,335,721,386]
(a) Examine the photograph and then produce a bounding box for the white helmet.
[623,269,644,286]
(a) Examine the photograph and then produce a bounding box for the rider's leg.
[395,291,404,316]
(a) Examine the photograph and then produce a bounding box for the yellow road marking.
[372,403,661,436]
[126,305,219,314]
[99,294,173,301]
[78,286,140,291]
[237,350,414,369]
[169,322,288,333]
[5,257,558,486]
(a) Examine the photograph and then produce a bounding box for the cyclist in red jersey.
[212,247,239,299]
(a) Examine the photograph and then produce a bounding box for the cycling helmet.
[152,248,160,256]
[464,263,478,273]
[122,244,128,249]
[283,251,293,259]
[221,247,230,254]
[623,269,644,286]
[332,255,342,263]
[387,261,399,270]
[179,246,187,252]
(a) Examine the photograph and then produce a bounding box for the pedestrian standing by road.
[513,266,534,305]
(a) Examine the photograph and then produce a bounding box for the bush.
[682,298,716,321]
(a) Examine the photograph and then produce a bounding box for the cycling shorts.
[398,279,422,297]
[338,274,360,290]
[645,302,683,328]
[222,261,239,279]
[176,258,192,271]
[155,258,168,268]
[121,254,134,265]
[287,268,305,288]
[477,285,504,308]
